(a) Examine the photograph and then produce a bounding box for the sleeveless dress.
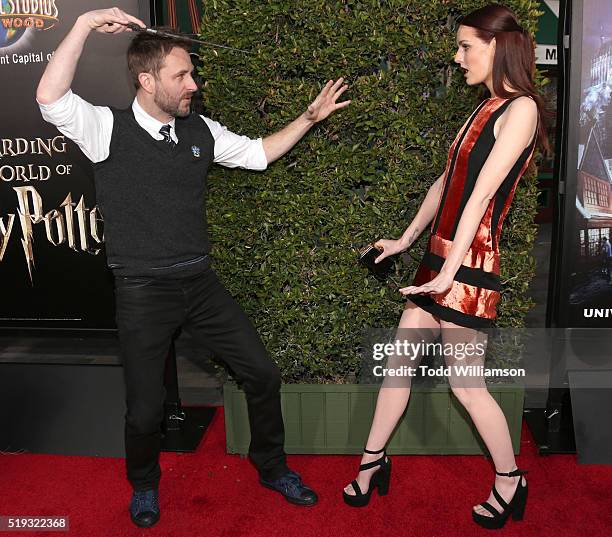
[407,96,538,329]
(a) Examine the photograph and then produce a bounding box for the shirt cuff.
[37,88,72,112]
[251,137,268,171]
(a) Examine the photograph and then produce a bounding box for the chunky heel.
[376,457,391,496]
[343,446,392,507]
[472,468,528,529]
[511,482,527,521]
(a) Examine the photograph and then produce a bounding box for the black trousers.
[114,265,289,491]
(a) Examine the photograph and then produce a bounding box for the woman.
[343,4,549,530]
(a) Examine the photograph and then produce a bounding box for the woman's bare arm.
[397,171,445,250]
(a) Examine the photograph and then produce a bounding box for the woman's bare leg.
[344,301,440,496]
[440,321,525,517]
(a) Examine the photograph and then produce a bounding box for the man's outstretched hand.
[304,78,351,123]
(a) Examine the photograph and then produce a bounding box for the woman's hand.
[373,239,405,264]
[399,271,454,296]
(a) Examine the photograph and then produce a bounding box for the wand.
[116,22,250,54]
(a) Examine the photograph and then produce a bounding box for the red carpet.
[1,409,611,537]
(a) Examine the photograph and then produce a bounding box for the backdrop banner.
[565,0,612,327]
[0,0,148,330]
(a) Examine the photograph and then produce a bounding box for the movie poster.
[0,0,147,329]
[567,0,612,326]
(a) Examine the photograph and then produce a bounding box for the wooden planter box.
[223,382,524,455]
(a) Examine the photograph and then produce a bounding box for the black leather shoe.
[260,470,318,506]
[129,489,160,528]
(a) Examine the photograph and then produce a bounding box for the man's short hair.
[127,28,192,89]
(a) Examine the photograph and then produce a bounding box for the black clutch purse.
[358,244,394,280]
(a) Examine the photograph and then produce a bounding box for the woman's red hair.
[460,3,551,154]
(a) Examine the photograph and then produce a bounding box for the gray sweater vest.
[93,108,215,277]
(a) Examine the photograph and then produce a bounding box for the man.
[36,7,350,528]
[602,237,611,282]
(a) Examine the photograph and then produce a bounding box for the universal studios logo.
[0,1,59,44]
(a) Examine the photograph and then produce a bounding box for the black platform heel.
[472,468,528,529]
[343,447,392,507]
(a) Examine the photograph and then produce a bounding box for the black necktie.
[159,124,176,147]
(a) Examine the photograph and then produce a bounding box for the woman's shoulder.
[506,95,538,117]
[495,95,538,144]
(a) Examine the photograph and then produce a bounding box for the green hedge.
[197,0,543,383]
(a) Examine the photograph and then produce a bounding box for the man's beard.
[154,84,192,118]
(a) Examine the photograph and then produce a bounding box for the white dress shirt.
[37,89,268,170]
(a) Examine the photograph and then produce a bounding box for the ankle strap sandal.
[342,446,392,508]
[472,467,529,529]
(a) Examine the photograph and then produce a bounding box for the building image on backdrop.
[570,0,612,313]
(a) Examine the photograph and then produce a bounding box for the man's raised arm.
[36,7,145,104]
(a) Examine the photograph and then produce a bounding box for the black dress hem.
[406,294,494,331]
